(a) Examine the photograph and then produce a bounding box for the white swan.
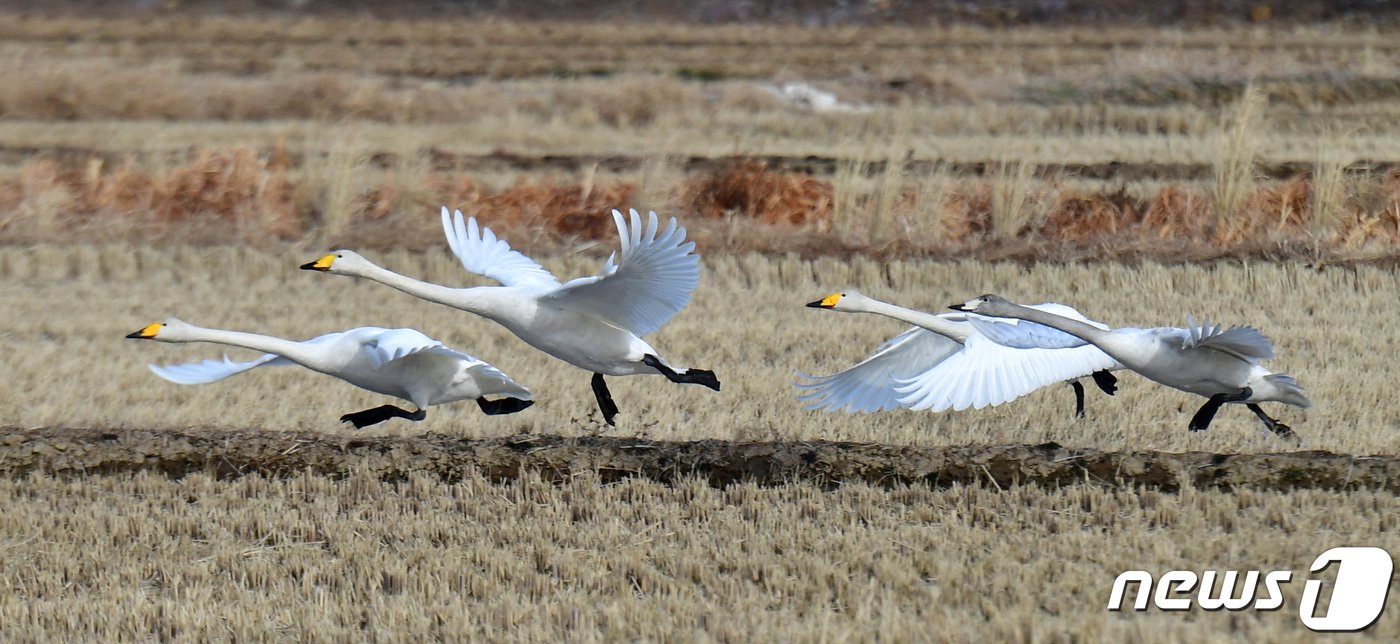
[950,294,1310,439]
[126,319,534,428]
[301,207,719,426]
[798,290,1121,416]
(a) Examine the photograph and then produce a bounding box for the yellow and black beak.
[948,303,970,312]
[300,254,335,271]
[806,293,842,309]
[126,322,162,339]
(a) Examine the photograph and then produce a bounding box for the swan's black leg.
[340,405,427,429]
[477,397,534,416]
[1092,370,1118,396]
[1070,380,1086,419]
[591,373,619,426]
[1188,387,1253,432]
[641,354,721,391]
[1247,403,1299,442]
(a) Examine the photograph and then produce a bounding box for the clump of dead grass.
[680,161,834,227]
[2,147,1399,261]
[0,148,300,243]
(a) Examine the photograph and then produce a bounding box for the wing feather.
[795,326,962,413]
[1181,315,1276,361]
[543,209,700,336]
[148,353,290,385]
[896,333,1119,411]
[440,208,560,289]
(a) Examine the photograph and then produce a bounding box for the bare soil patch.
[4,427,1396,492]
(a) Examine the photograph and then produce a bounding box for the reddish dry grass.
[3,147,1399,260]
[681,161,835,227]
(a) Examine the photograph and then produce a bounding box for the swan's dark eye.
[336,253,343,258]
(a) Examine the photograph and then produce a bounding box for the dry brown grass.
[0,469,1397,640]
[5,148,1400,260]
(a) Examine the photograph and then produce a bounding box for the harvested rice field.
[2,4,1399,640]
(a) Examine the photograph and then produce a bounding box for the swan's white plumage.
[148,353,291,385]
[304,207,714,424]
[442,207,560,289]
[894,330,1118,411]
[955,294,1311,413]
[137,320,532,412]
[545,209,699,337]
[439,207,700,338]
[796,326,962,413]
[1177,315,1276,361]
[797,291,1121,414]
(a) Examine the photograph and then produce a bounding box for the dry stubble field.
[3,244,1400,639]
[3,10,1400,641]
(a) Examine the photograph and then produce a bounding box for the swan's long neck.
[176,326,318,364]
[991,302,1118,347]
[357,263,502,320]
[859,299,970,343]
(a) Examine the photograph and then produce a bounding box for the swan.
[301,207,719,426]
[949,294,1310,439]
[126,319,534,428]
[798,290,1121,416]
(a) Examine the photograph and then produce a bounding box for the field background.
[3,3,1400,640]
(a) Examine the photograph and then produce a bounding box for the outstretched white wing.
[441,208,560,289]
[543,209,700,337]
[795,326,963,413]
[895,333,1118,411]
[149,353,291,385]
[1179,315,1276,362]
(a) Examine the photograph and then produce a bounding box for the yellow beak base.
[127,322,162,339]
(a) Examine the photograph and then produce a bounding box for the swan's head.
[806,289,877,313]
[949,294,1012,314]
[301,249,375,277]
[125,318,195,342]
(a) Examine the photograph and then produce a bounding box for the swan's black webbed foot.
[1092,370,1118,396]
[1247,403,1300,443]
[591,373,620,426]
[1188,387,1253,432]
[340,405,427,429]
[1070,380,1087,419]
[477,397,534,416]
[642,354,721,391]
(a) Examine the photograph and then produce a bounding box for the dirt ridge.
[2,427,1395,491]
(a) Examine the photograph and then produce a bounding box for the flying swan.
[301,207,719,426]
[798,290,1121,416]
[950,294,1310,439]
[127,319,534,428]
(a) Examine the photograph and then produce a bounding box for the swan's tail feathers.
[1183,315,1276,361]
[148,353,290,385]
[465,362,534,400]
[1264,373,1311,408]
